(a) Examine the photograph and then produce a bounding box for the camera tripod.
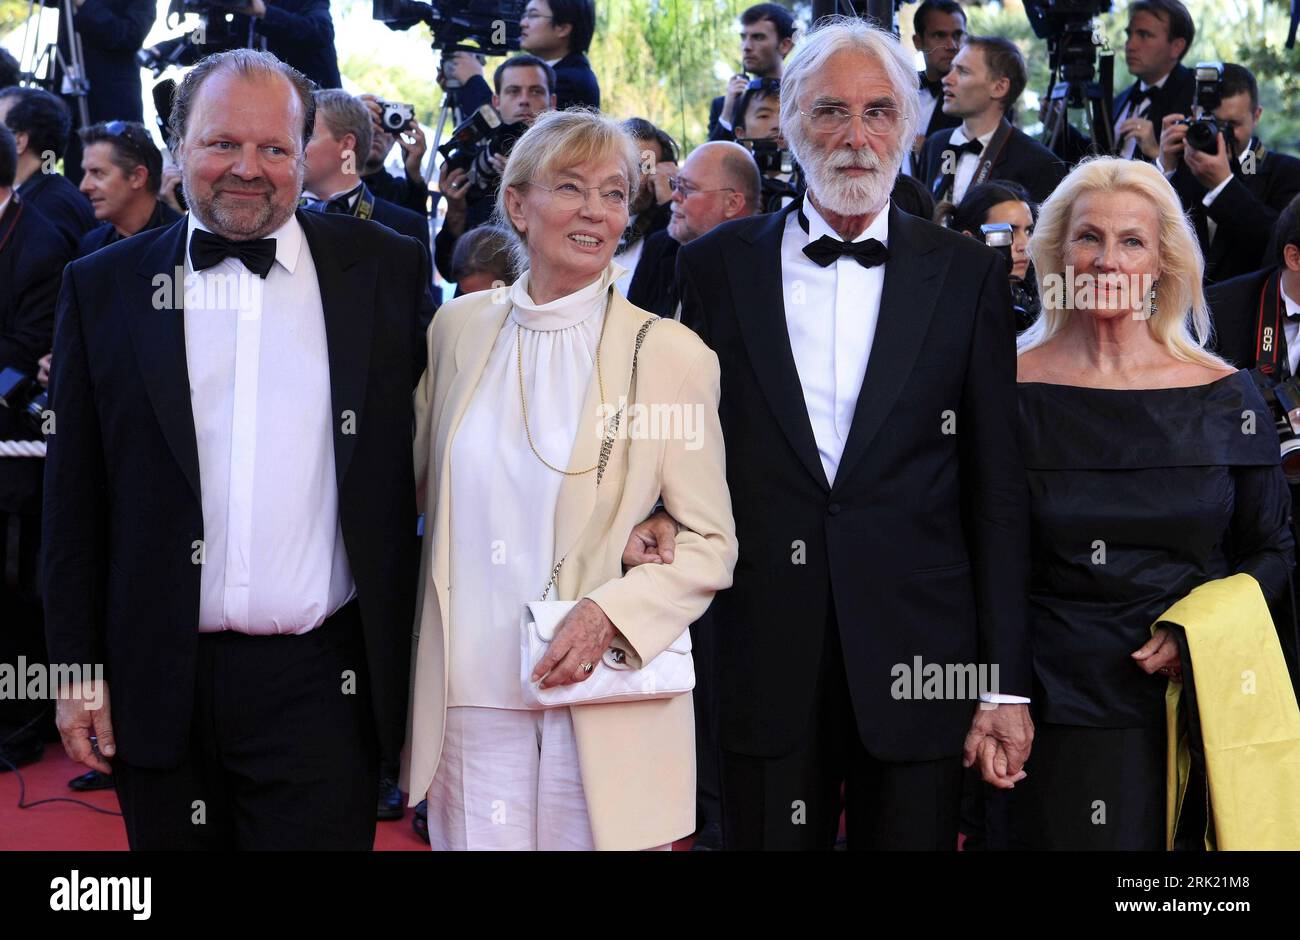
[15,0,90,128]
[1042,70,1116,158]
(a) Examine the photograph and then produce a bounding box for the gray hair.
[451,223,520,284]
[779,16,919,168]
[169,48,316,152]
[493,108,642,275]
[312,89,372,164]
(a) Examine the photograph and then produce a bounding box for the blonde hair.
[493,108,642,274]
[1019,156,1226,369]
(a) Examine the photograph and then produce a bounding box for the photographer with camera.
[0,87,95,253]
[1112,0,1196,162]
[359,95,431,217]
[76,121,181,258]
[1205,196,1300,688]
[0,124,68,773]
[433,56,556,282]
[919,36,1067,205]
[52,0,156,185]
[707,3,796,144]
[732,78,801,213]
[144,1,341,91]
[938,180,1040,332]
[1158,63,1300,285]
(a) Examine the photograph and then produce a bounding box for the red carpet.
[1,747,690,850]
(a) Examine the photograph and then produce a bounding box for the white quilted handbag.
[519,601,695,708]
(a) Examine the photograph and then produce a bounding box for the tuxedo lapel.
[728,202,830,490]
[298,210,374,487]
[832,205,950,492]
[128,218,201,501]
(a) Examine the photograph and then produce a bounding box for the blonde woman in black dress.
[1012,157,1294,849]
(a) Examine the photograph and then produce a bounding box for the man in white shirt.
[1112,0,1197,162]
[672,18,1034,850]
[44,48,430,850]
[905,0,964,176]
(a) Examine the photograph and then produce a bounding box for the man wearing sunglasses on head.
[76,122,181,259]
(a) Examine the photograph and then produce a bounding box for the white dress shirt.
[781,198,887,486]
[949,124,997,204]
[446,261,624,709]
[184,213,355,634]
[1115,72,1170,160]
[1282,282,1300,378]
[907,84,942,179]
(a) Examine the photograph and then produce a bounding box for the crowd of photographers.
[5,0,1300,849]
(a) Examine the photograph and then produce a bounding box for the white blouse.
[447,261,625,709]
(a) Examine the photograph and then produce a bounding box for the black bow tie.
[1126,85,1154,113]
[803,234,890,269]
[189,228,277,278]
[951,137,984,157]
[920,73,944,99]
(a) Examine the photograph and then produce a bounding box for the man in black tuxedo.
[906,0,964,176]
[53,0,156,185]
[43,49,428,850]
[708,3,796,144]
[1112,0,1196,162]
[671,19,1033,850]
[920,36,1067,206]
[0,87,95,252]
[1157,64,1300,285]
[0,124,68,774]
[77,121,181,259]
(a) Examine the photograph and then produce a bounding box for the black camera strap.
[1254,267,1286,377]
[0,192,23,256]
[933,119,1014,203]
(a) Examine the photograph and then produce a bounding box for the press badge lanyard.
[1255,268,1287,378]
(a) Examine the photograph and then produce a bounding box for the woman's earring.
[1148,279,1159,319]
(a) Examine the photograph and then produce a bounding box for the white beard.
[794,139,904,217]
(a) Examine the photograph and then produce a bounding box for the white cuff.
[980,692,1031,705]
[718,116,733,132]
[1155,156,1175,178]
[1202,174,1233,206]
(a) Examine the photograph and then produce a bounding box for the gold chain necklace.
[516,289,613,476]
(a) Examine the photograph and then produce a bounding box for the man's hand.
[1159,113,1188,171]
[1132,626,1183,681]
[719,74,749,125]
[531,599,618,688]
[648,159,678,206]
[1119,115,1159,159]
[397,120,428,182]
[443,52,485,86]
[56,679,114,775]
[248,0,267,16]
[37,352,52,389]
[1184,131,1233,191]
[962,703,1033,789]
[159,166,185,214]
[622,509,679,568]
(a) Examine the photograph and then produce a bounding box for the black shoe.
[68,770,115,791]
[0,735,43,772]
[378,775,404,821]
[412,798,429,843]
[691,821,722,851]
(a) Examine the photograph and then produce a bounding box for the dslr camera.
[1178,62,1237,156]
[0,368,49,437]
[981,223,1040,331]
[738,138,793,176]
[1253,371,1300,484]
[436,105,527,174]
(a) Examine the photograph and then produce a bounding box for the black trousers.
[0,510,52,750]
[112,601,379,850]
[720,607,964,850]
[1007,721,1166,851]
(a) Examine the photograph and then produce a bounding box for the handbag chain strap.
[540,314,657,601]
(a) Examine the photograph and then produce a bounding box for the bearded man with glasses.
[659,17,1035,850]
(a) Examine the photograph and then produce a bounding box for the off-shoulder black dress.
[1010,370,1294,849]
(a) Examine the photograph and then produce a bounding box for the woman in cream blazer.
[402,109,737,851]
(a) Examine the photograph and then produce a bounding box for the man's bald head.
[667,141,761,245]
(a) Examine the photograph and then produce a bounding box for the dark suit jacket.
[919,122,1069,205]
[362,167,429,217]
[76,200,181,259]
[0,195,68,513]
[42,210,426,768]
[18,173,96,253]
[627,228,681,319]
[1114,64,1196,158]
[1171,147,1300,284]
[234,0,341,89]
[1206,266,1281,370]
[675,201,1031,761]
[707,96,736,142]
[458,49,600,117]
[919,73,962,139]
[57,0,154,123]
